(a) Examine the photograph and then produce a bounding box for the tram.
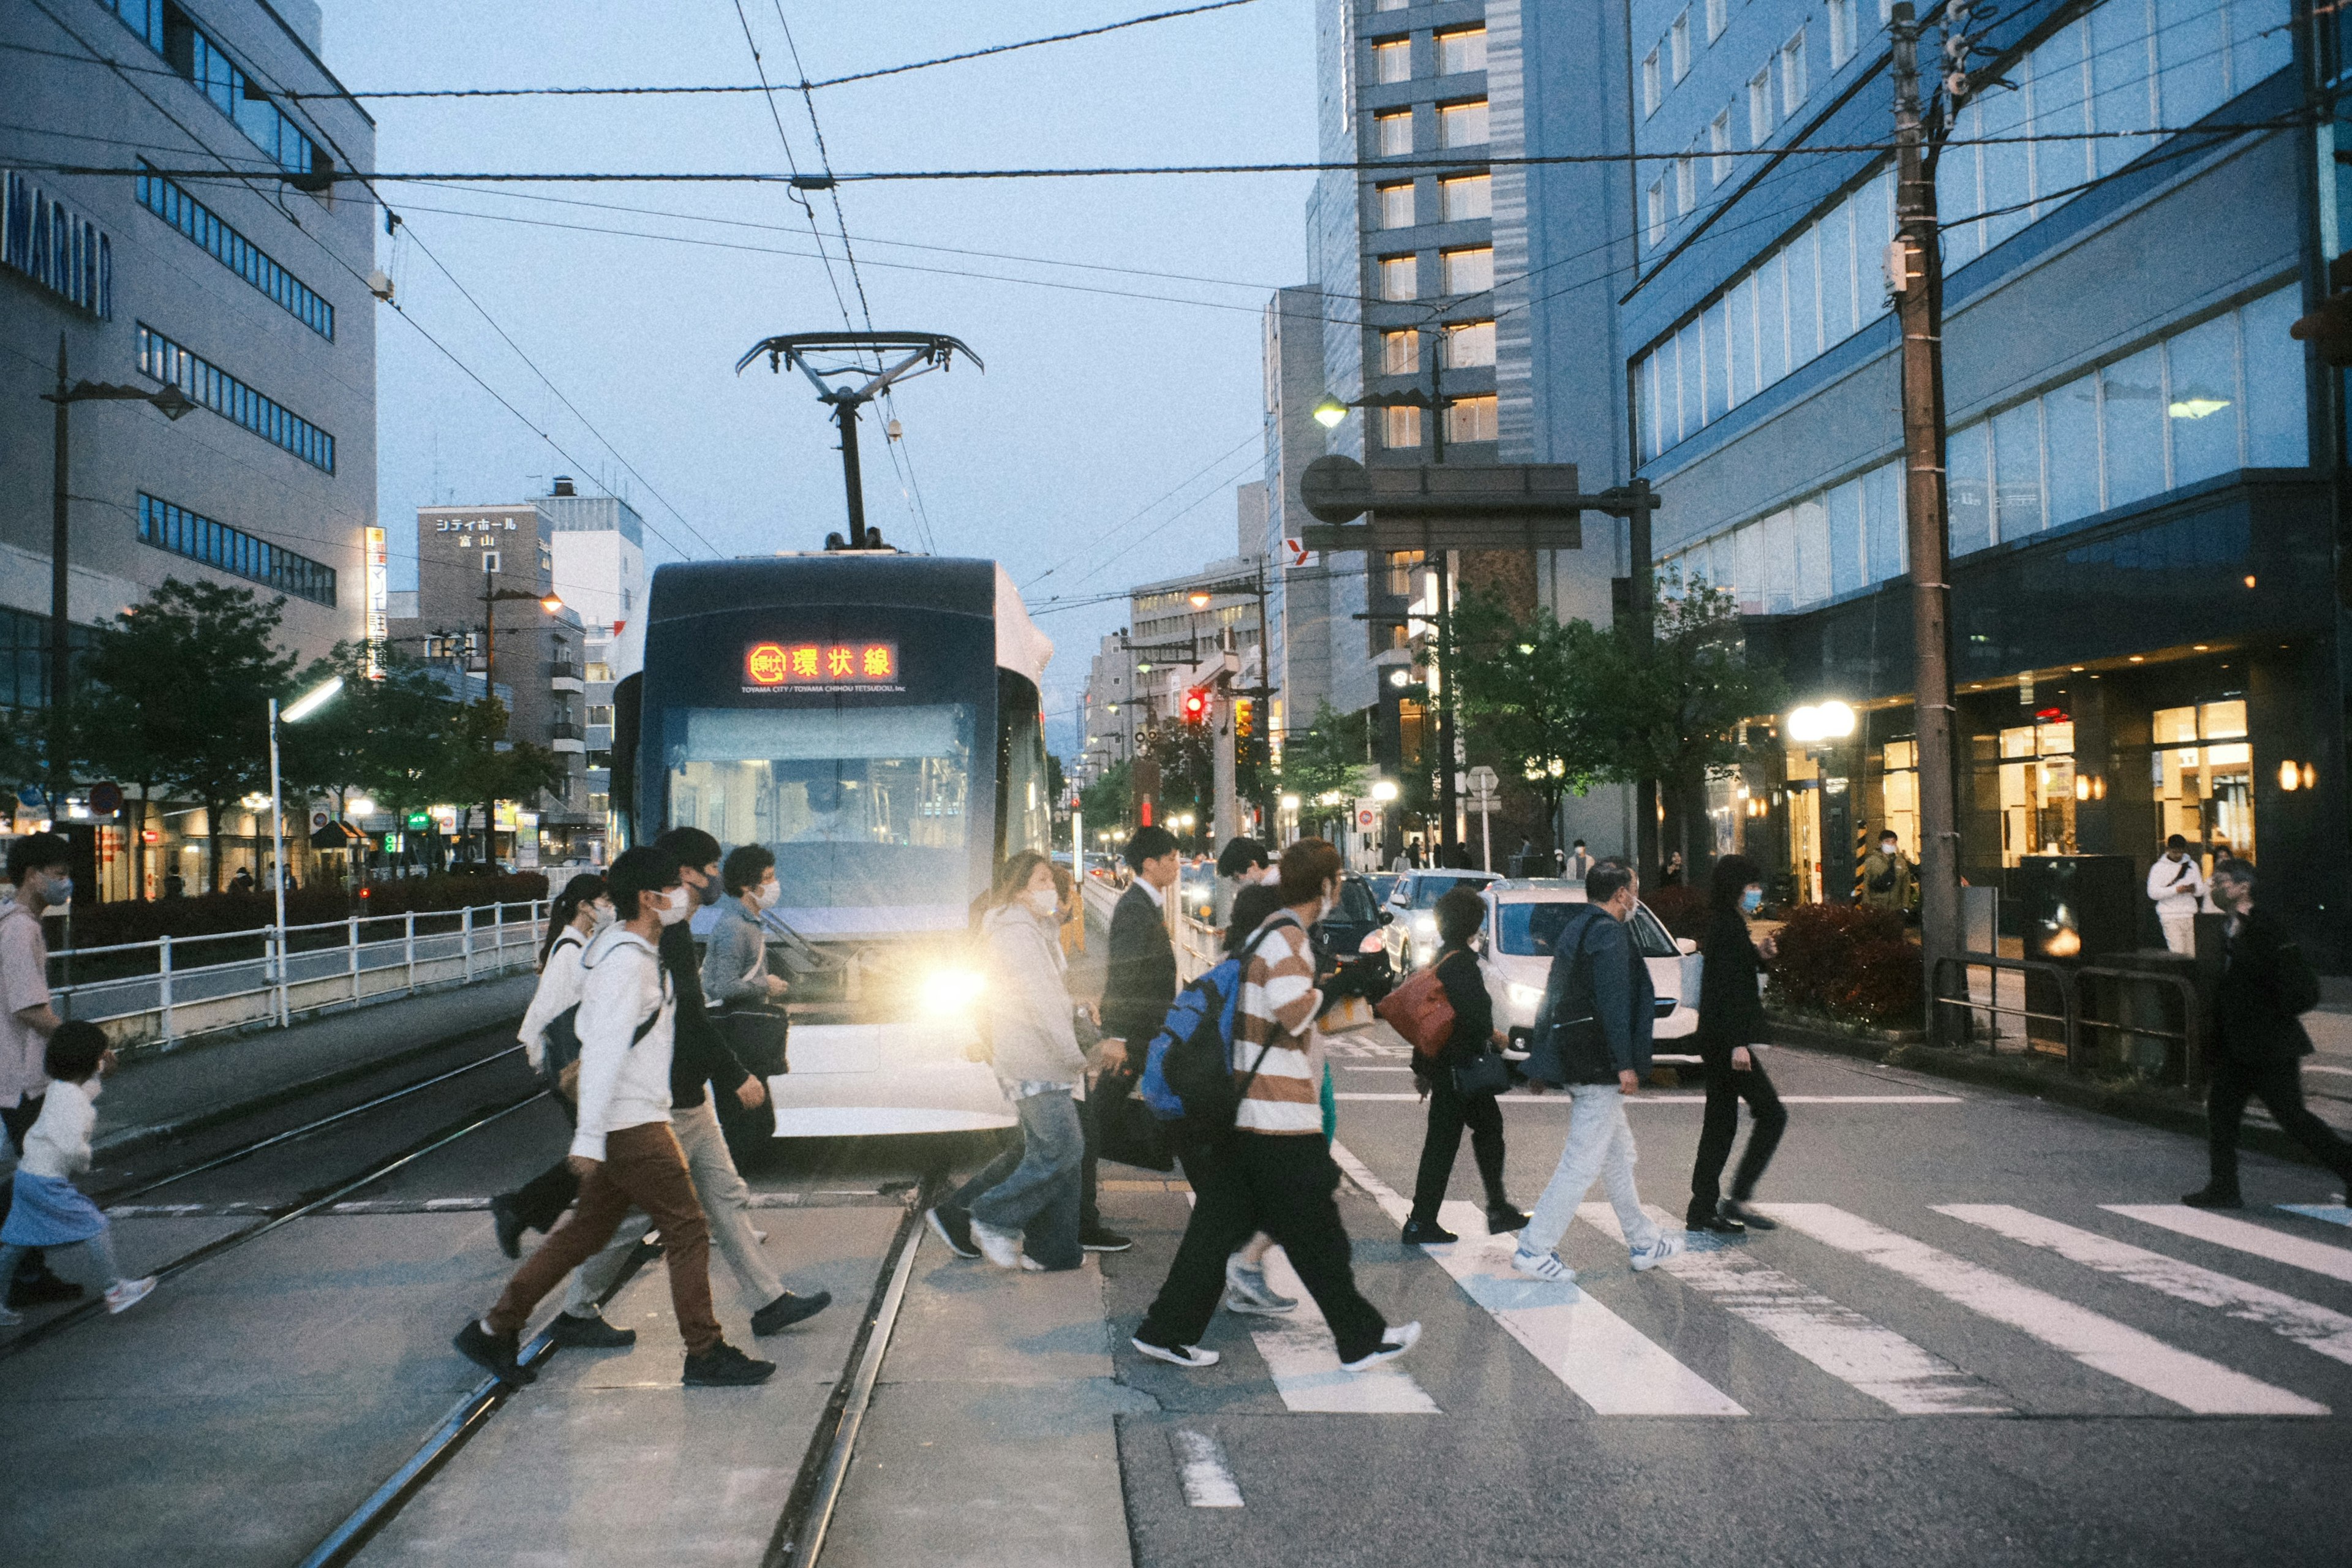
[610,549,1054,1135]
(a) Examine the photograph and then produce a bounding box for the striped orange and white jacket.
[1231,913,1324,1135]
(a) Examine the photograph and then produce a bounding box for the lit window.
[1647,181,1667,246]
[585,662,613,682]
[1441,245,1493,293]
[1383,402,1423,451]
[1376,0,1407,11]
[1447,394,1499,443]
[1676,153,1697,214]
[1706,0,1727,43]
[1436,26,1487,75]
[1381,254,1419,301]
[1377,110,1414,156]
[1374,37,1411,84]
[1382,328,1420,375]
[1443,319,1496,368]
[1671,12,1691,80]
[1828,0,1855,66]
[1710,110,1733,183]
[1748,68,1773,141]
[1379,182,1415,228]
[1438,99,1488,148]
[1439,173,1491,221]
[1781,29,1809,110]
[1643,50,1662,116]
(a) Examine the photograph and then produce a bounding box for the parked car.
[1365,872,1399,908]
[1378,868,1502,973]
[1477,878,1702,1044]
[1177,862,1218,924]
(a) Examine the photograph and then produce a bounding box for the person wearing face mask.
[1861,828,1913,912]
[0,834,81,1309]
[703,844,790,1012]
[1685,854,1788,1235]
[1212,837,1272,938]
[488,874,616,1264]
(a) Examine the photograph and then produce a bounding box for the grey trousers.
[568,1097,785,1313]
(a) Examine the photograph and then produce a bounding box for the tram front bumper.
[765,1020,1018,1137]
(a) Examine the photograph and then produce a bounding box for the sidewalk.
[83,973,536,1159]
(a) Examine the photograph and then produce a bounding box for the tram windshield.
[663,703,977,929]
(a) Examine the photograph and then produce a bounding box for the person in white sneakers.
[0,1022,155,1323]
[2147,835,2208,957]
[1512,859,1686,1283]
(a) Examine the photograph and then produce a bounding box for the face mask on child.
[755,880,782,910]
[655,885,693,925]
[1025,886,1061,919]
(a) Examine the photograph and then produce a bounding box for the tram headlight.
[919,967,987,1015]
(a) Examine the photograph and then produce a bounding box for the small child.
[0,1022,154,1325]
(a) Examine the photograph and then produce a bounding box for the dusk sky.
[334,0,1322,753]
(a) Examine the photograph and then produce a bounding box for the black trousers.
[502,1069,579,1232]
[1139,1133,1386,1362]
[2206,1056,2352,1193]
[1687,1049,1787,1221]
[1,1096,48,1280]
[1408,1071,1508,1223]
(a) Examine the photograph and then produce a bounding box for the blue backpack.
[1139,922,1287,1136]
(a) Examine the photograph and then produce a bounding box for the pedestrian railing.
[49,900,549,1050]
[1931,952,2204,1084]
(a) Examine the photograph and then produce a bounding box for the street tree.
[82,579,295,891]
[1079,759,1131,831]
[1452,594,1604,854]
[439,696,567,864]
[1137,721,1212,842]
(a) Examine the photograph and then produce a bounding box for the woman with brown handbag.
[1401,886,1528,1245]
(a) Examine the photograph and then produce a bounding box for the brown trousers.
[485,1120,720,1355]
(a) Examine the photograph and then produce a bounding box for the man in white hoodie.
[456,846,774,1388]
[2147,835,2208,956]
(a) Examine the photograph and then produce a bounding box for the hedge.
[1765,902,1924,1028]
[1643,884,1709,941]
[60,873,549,951]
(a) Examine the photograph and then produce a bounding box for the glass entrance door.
[2152,700,2253,868]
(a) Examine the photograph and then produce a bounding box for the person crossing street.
[1685,854,1789,1234]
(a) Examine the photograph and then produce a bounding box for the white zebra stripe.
[2105,1205,2352,1286]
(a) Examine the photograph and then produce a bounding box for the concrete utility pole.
[1890,1,1964,1008]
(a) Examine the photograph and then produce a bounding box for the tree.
[81,580,295,891]
[1137,721,1212,842]
[1078,758,1131,831]
[1276,701,1371,807]
[440,696,567,864]
[1453,594,1605,854]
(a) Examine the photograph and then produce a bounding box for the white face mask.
[1025,886,1061,919]
[655,885,693,925]
[587,900,616,932]
[1257,865,1282,886]
[755,879,782,910]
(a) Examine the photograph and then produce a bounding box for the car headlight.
[1507,982,1545,1008]
[1358,930,1385,954]
[1411,913,1436,935]
[918,967,986,1015]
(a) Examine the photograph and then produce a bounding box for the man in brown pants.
[454,846,775,1387]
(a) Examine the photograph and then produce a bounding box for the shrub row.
[1764,902,1924,1029]
[61,873,549,950]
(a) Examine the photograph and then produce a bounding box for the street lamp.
[41,333,198,809]
[1370,779,1400,803]
[268,674,344,1025]
[1311,395,1349,429]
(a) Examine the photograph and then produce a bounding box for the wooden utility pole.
[1890,1,1962,1005]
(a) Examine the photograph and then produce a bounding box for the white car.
[1379,868,1501,973]
[1477,878,1703,1044]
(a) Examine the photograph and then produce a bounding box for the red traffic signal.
[1181,688,1210,723]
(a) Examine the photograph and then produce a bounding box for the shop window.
[1998,721,2076,865]
[2151,699,2253,867]
[1877,739,1919,856]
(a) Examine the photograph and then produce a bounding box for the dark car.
[1311,873,1393,989]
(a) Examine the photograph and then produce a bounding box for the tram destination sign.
[743,639,902,692]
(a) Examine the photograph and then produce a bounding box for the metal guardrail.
[1932,951,2205,1084]
[50,900,548,1048]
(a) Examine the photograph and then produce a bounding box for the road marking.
[1579,1203,2011,1414]
[1169,1430,1244,1508]
[1333,1093,1961,1104]
[1181,1189,1439,1413]
[2106,1205,2352,1285]
[2278,1204,2352,1230]
[1942,1205,2352,1369]
[1327,1141,1743,1416]
[1763,1204,2326,1415]
[2303,1064,2352,1077]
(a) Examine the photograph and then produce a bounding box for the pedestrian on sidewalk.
[1212,837,1273,937]
[0,1022,156,1325]
[1512,859,1687,1283]
[1402,886,1526,1245]
[488,874,612,1257]
[1133,839,1419,1373]
[1562,840,1594,883]
[2147,835,2208,957]
[455,846,776,1388]
[2183,858,2352,1210]
[1102,826,1182,1050]
[1860,829,1913,913]
[1059,865,1129,1256]
[1685,854,1788,1235]
[1,832,80,1310]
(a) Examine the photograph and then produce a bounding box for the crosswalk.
[1198,1141,2352,1423]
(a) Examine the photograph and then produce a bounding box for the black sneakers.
[1400,1218,1458,1245]
[1718,1199,1777,1231]
[684,1341,777,1386]
[6,1272,84,1308]
[1486,1205,1531,1235]
[489,1194,528,1261]
[547,1310,638,1348]
[925,1206,981,1259]
[752,1289,834,1335]
[1687,1210,1746,1235]
[2182,1187,2245,1210]
[453,1319,536,1385]
[1079,1226,1134,1253]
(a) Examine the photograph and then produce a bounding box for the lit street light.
[268,674,344,1025]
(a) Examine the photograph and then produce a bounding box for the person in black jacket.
[1685,854,1789,1234]
[1402,887,1526,1244]
[2184,858,2352,1208]
[1101,826,1182,1048]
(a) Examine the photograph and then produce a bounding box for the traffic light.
[1181,687,1210,724]
[1234,696,1254,739]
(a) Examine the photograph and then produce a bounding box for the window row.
[1376,172,1492,228]
[1371,25,1486,83]
[1636,167,1898,459]
[137,324,336,472]
[1374,99,1488,156]
[100,0,328,181]
[1377,245,1494,300]
[137,166,333,338]
[1379,320,1497,373]
[138,494,337,606]
[1937,0,2291,272]
[1655,285,2307,612]
[2,174,110,320]
[1377,394,1499,451]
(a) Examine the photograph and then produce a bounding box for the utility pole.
[1891,1,1964,1011]
[1626,478,1659,886]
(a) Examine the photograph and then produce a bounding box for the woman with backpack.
[488,874,611,1258]
[1401,886,1528,1245]
[1684,854,1787,1235]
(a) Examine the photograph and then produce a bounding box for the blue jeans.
[962,1090,1084,1268]
[1521,1084,1661,1259]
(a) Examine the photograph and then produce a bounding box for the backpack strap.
[582,937,670,1049]
[1227,919,1300,1101]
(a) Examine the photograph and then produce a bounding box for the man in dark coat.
[1102,826,1182,1049]
[2184,858,2352,1208]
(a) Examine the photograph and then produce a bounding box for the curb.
[94,1008,529,1161]
[1767,1016,2342,1173]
